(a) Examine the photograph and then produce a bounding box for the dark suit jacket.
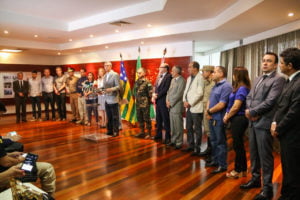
[246,71,285,129]
[13,80,29,98]
[273,72,300,147]
[155,73,172,105]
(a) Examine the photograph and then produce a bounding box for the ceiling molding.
[68,0,168,31]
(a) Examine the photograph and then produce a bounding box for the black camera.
[18,153,39,182]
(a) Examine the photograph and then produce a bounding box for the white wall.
[0,52,57,65]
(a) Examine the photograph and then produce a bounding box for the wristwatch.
[207,109,212,115]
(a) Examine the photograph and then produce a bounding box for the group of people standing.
[11,47,300,200]
[133,48,300,200]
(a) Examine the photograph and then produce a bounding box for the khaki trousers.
[70,93,80,120]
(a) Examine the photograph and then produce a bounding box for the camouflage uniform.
[203,79,215,136]
[134,78,153,135]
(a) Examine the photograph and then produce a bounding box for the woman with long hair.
[96,68,107,128]
[83,72,99,126]
[223,66,251,178]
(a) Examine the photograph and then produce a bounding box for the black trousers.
[30,96,41,118]
[231,115,248,172]
[55,93,66,119]
[186,109,203,152]
[105,103,119,134]
[15,97,26,121]
[155,101,170,140]
[279,137,300,200]
[43,92,55,119]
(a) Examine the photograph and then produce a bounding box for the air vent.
[109,20,132,26]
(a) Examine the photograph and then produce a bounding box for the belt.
[43,92,53,94]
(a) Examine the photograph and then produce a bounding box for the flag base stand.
[81,133,111,142]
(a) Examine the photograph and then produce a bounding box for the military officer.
[134,68,153,139]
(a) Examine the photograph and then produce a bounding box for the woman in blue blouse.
[223,67,251,178]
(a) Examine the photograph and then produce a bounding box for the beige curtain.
[221,29,300,83]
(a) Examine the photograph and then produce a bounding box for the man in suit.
[240,52,286,200]
[103,61,120,137]
[166,66,186,149]
[13,72,29,123]
[182,62,205,155]
[271,48,300,200]
[152,63,172,144]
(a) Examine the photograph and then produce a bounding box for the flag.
[136,48,156,119]
[120,58,137,124]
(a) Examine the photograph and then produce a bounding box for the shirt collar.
[216,79,226,86]
[289,70,300,81]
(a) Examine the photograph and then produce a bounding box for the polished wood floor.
[0,114,283,200]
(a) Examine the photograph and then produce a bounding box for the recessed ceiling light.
[288,12,294,17]
[4,30,9,34]
[57,52,61,55]
[1,49,22,53]
[105,46,109,49]
[147,24,152,27]
[89,34,94,38]
[141,41,144,45]
[69,39,72,42]
[79,49,82,52]
[34,35,38,38]
[115,29,119,33]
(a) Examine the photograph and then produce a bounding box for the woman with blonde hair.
[96,68,107,128]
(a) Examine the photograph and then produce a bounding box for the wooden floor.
[0,114,283,200]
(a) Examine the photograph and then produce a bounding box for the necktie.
[20,80,23,88]
[255,75,267,91]
[157,75,163,86]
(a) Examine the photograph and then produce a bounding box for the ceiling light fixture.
[57,52,61,55]
[115,29,119,33]
[105,46,109,49]
[147,24,152,27]
[69,39,73,42]
[34,35,38,38]
[89,34,94,38]
[1,49,22,53]
[288,12,294,17]
[79,49,82,52]
[141,41,144,44]
[4,30,9,34]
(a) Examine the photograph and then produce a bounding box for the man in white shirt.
[28,70,42,121]
[41,68,55,121]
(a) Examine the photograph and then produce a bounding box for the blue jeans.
[209,119,227,169]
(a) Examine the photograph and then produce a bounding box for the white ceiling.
[0,0,299,56]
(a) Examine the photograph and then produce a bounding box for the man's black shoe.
[167,143,175,147]
[163,139,170,144]
[240,180,261,189]
[174,145,182,150]
[205,161,218,167]
[198,152,208,157]
[181,147,193,152]
[135,133,145,138]
[211,166,227,174]
[106,132,113,136]
[254,190,273,200]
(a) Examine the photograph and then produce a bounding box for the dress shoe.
[135,133,145,138]
[22,119,27,122]
[205,156,212,163]
[191,150,200,156]
[163,139,170,144]
[198,151,209,157]
[153,136,162,140]
[70,119,77,123]
[211,166,227,174]
[112,132,119,137]
[205,161,218,167]
[226,170,247,179]
[51,118,56,121]
[167,143,175,147]
[240,180,261,189]
[174,145,182,150]
[200,148,211,156]
[106,132,113,136]
[254,190,273,200]
[181,147,194,152]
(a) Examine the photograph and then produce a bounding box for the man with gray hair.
[166,66,186,149]
[103,62,120,137]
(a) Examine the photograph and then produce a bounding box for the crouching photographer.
[0,137,56,196]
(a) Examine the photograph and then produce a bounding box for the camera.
[18,153,39,182]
